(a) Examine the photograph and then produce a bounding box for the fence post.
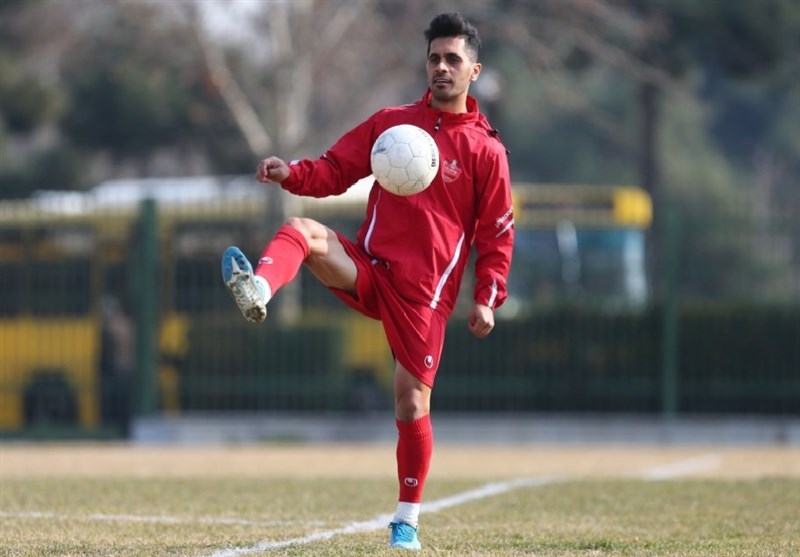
[660,205,679,417]
[132,198,159,417]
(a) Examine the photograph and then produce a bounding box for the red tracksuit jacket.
[280,90,514,318]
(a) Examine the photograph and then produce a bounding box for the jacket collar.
[420,90,482,124]
[419,90,505,150]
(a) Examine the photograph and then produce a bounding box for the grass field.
[1,444,798,556]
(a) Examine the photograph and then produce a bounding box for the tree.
[468,0,800,299]
[1,0,797,300]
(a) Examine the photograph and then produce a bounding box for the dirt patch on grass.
[2,444,797,479]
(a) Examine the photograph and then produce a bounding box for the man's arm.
[470,147,514,336]
[262,117,377,198]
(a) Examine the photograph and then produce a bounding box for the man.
[222,12,513,550]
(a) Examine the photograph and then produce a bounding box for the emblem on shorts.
[259,257,273,265]
[424,355,434,369]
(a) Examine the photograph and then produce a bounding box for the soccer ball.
[370,124,439,196]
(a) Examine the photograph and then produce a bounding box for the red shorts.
[329,233,447,388]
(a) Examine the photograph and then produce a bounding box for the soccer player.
[222,12,513,550]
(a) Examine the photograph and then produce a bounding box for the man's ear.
[471,62,482,82]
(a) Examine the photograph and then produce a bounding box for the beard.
[429,83,466,104]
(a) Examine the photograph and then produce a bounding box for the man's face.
[427,36,481,109]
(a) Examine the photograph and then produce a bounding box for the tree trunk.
[638,78,663,299]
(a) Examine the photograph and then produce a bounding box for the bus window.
[508,227,648,311]
[173,222,257,313]
[576,229,647,304]
[0,263,23,316]
[507,184,651,312]
[0,225,95,316]
[30,226,94,316]
[506,229,563,310]
[30,260,92,316]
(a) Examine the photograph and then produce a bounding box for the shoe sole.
[222,247,267,324]
[227,273,267,323]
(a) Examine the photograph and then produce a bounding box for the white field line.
[2,453,720,555]
[639,453,721,481]
[207,476,559,557]
[206,454,722,556]
[0,511,325,528]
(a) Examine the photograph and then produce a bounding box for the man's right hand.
[256,157,290,184]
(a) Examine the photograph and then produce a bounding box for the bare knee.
[283,217,331,256]
[283,216,317,240]
[395,389,430,422]
[394,365,431,421]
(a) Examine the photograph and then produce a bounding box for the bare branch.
[566,21,682,91]
[187,3,272,156]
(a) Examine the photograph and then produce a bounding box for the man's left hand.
[468,304,494,338]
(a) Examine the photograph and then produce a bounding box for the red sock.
[396,414,433,503]
[255,225,311,295]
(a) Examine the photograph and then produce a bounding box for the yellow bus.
[504,183,652,315]
[0,178,651,434]
[0,176,391,432]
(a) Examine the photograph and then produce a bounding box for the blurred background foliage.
[1,0,798,430]
[0,0,798,300]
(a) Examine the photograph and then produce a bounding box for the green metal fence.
[1,183,797,438]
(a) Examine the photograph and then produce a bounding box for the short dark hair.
[424,12,481,62]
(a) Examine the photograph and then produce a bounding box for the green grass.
[1,477,797,556]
